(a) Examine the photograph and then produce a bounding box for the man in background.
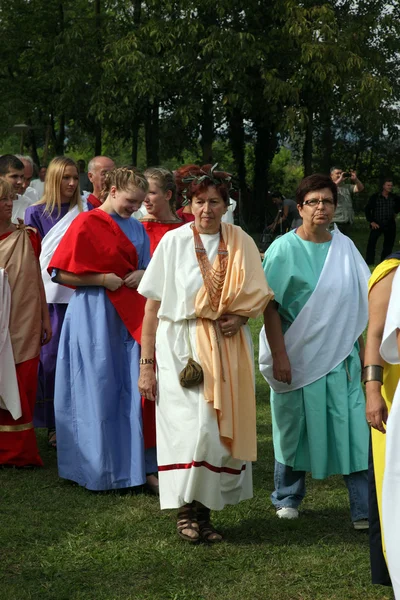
[86,156,115,208]
[266,191,302,235]
[365,178,399,265]
[330,167,364,235]
[16,155,39,204]
[0,154,29,223]
[77,158,92,193]
[31,165,47,198]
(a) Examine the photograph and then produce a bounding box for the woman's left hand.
[138,366,157,402]
[124,270,145,289]
[218,314,247,338]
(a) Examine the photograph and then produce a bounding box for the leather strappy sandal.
[177,503,200,543]
[197,506,223,543]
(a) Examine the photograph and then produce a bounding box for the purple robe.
[24,203,72,429]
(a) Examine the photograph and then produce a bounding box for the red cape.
[48,210,146,345]
[87,193,102,209]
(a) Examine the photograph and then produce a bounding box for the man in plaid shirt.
[365,178,400,265]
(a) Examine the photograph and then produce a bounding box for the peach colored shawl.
[195,223,273,461]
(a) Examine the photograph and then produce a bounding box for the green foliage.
[0,0,399,219]
[269,147,304,198]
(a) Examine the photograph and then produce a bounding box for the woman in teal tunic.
[259,173,370,528]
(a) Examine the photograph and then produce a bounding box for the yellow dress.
[369,258,400,562]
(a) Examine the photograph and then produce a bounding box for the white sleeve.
[137,236,167,301]
[380,267,400,364]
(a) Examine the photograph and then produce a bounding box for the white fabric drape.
[259,226,370,392]
[380,267,400,598]
[40,202,87,303]
[0,269,21,419]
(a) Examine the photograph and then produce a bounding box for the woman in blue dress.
[49,167,157,491]
[259,173,370,528]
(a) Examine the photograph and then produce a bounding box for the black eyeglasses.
[303,198,335,208]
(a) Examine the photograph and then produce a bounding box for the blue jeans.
[271,460,368,522]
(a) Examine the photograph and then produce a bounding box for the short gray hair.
[16,154,34,167]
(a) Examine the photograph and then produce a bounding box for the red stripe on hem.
[158,460,246,475]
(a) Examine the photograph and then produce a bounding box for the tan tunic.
[0,226,42,364]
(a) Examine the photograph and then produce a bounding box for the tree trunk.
[27,124,40,167]
[43,120,52,165]
[303,106,313,176]
[228,108,247,224]
[93,0,102,155]
[152,102,159,164]
[94,121,102,155]
[131,117,140,165]
[133,0,141,25]
[200,94,213,164]
[320,109,333,174]
[145,101,160,166]
[56,114,65,154]
[228,108,247,192]
[252,120,278,230]
[130,0,141,166]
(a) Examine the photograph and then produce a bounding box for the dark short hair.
[381,177,393,186]
[0,154,24,176]
[296,173,338,207]
[270,191,283,201]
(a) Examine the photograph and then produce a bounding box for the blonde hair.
[0,179,14,200]
[144,166,176,209]
[35,156,82,216]
[101,166,148,201]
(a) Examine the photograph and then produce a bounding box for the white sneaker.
[276,507,299,520]
[353,519,369,530]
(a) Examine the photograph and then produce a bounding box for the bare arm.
[263,300,292,384]
[275,205,290,227]
[351,171,364,193]
[54,270,123,291]
[358,334,365,367]
[281,204,290,221]
[138,299,160,402]
[268,211,280,230]
[364,269,397,432]
[38,267,52,345]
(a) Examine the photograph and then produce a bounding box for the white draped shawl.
[40,201,87,303]
[259,227,370,392]
[381,267,400,598]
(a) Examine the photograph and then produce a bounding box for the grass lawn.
[0,222,395,600]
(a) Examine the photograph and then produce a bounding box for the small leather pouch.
[179,358,204,388]
[179,320,203,388]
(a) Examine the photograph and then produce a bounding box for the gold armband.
[362,365,383,384]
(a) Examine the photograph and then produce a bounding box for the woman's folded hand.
[124,270,145,289]
[218,314,247,337]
